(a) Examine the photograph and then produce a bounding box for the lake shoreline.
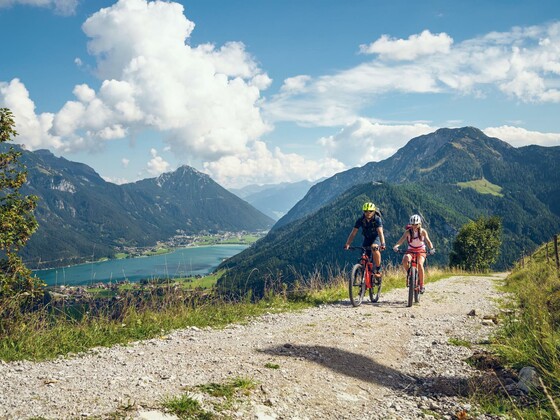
[34,244,249,287]
[32,242,252,273]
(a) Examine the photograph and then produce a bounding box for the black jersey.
[354,214,383,240]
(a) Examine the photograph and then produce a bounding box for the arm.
[393,231,408,251]
[423,229,434,249]
[344,227,359,249]
[377,226,386,250]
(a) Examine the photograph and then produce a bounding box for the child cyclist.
[393,214,435,293]
[344,202,386,278]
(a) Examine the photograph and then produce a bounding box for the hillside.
[3,145,274,268]
[217,127,560,295]
[218,181,560,295]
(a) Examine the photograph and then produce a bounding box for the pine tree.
[0,108,42,299]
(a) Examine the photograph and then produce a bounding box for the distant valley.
[230,179,321,220]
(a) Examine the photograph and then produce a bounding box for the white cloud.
[146,148,170,176]
[203,141,345,189]
[266,22,560,126]
[121,158,130,168]
[1,0,271,162]
[318,120,435,167]
[0,79,63,150]
[483,125,560,147]
[359,30,453,61]
[0,0,78,15]
[101,175,130,185]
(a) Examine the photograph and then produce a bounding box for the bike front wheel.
[414,270,420,304]
[407,267,417,307]
[349,264,366,307]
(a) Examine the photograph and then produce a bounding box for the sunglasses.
[364,210,374,213]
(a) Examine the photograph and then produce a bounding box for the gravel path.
[0,273,508,419]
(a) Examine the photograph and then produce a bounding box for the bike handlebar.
[345,245,385,252]
[394,249,435,255]
[346,246,367,251]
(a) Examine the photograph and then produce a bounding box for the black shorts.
[362,237,381,257]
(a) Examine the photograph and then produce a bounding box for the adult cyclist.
[344,202,386,278]
[392,214,435,293]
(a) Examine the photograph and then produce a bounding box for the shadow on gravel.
[260,344,472,398]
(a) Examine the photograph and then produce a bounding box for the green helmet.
[362,202,376,212]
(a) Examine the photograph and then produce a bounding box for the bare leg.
[372,249,381,267]
[418,255,426,287]
[371,245,381,277]
[402,254,411,271]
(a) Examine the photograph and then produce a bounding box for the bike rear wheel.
[349,264,366,307]
[407,267,417,307]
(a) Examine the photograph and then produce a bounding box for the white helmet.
[410,214,422,225]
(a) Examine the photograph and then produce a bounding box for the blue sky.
[1,0,559,188]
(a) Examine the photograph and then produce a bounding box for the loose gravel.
[0,273,509,419]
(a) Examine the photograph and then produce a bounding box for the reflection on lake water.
[33,245,248,287]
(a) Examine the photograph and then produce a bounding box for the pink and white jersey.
[407,229,426,252]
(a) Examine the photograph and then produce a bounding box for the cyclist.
[392,214,435,293]
[344,202,386,278]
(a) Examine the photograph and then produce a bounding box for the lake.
[33,244,248,287]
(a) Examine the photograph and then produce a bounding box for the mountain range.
[230,179,320,220]
[217,127,560,296]
[3,145,274,269]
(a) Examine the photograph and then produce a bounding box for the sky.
[1,0,560,189]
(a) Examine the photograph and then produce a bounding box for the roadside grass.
[0,262,463,363]
[448,337,472,348]
[475,237,560,418]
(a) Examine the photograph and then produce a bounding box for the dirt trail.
[0,273,507,419]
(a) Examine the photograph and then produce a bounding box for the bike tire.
[369,276,381,303]
[349,264,365,307]
[407,267,416,307]
[414,269,420,303]
[414,268,420,304]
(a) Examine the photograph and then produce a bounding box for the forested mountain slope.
[3,145,274,268]
[275,127,560,228]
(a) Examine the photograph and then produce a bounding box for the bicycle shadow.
[259,344,471,398]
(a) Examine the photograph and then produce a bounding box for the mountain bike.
[347,246,382,306]
[395,250,431,307]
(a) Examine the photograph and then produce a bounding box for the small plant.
[264,362,280,369]
[163,394,212,419]
[196,376,256,399]
[448,337,472,348]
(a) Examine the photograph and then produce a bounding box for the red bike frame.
[348,246,382,306]
[397,250,426,307]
